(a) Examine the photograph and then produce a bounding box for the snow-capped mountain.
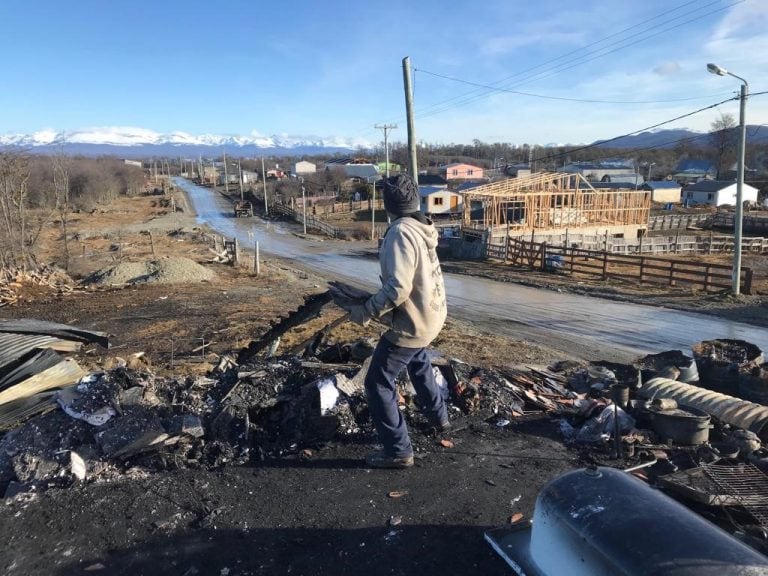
[0,127,369,156]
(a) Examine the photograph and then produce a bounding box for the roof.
[441,162,483,169]
[455,180,488,192]
[561,160,634,171]
[418,174,448,186]
[419,186,454,197]
[675,159,716,173]
[643,181,681,190]
[684,180,737,192]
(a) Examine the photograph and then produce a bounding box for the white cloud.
[653,62,681,76]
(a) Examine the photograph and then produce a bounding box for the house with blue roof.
[672,159,717,183]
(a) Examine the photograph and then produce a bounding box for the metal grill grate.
[704,463,768,526]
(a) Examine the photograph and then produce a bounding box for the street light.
[707,62,749,295]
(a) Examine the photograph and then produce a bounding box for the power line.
[414,0,744,120]
[529,96,738,164]
[414,68,730,104]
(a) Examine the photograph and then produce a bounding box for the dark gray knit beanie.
[382,174,420,216]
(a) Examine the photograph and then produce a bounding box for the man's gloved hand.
[347,304,372,327]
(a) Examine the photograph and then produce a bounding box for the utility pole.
[261,156,269,216]
[375,123,398,178]
[223,151,229,194]
[402,57,418,184]
[238,159,244,202]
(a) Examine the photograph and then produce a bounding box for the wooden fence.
[487,237,753,294]
[497,230,768,256]
[647,213,713,231]
[294,197,386,216]
[272,203,341,238]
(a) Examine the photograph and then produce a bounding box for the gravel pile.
[85,257,216,286]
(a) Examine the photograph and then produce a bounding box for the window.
[467,169,473,176]
[434,197,444,206]
[708,193,714,201]
[421,197,427,204]
[452,169,458,176]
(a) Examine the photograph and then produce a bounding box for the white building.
[293,160,316,175]
[642,181,682,203]
[419,185,462,216]
[682,180,758,207]
[241,170,260,184]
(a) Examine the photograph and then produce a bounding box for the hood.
[394,216,439,250]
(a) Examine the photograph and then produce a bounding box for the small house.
[293,160,316,175]
[419,186,462,217]
[439,163,484,180]
[641,181,682,203]
[672,159,717,184]
[682,180,758,206]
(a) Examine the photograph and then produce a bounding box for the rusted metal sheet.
[640,377,768,437]
[0,358,86,406]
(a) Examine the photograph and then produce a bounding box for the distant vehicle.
[233,200,253,218]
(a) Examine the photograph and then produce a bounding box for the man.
[346,173,449,469]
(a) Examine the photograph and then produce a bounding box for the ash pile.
[0,318,579,501]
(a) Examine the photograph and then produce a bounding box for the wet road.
[175,178,768,361]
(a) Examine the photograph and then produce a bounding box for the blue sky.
[1,0,767,146]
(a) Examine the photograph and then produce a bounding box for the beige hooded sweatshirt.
[364,216,447,348]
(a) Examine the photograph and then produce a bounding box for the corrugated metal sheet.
[0,348,64,391]
[0,319,109,348]
[0,358,86,406]
[0,333,75,370]
[640,377,768,437]
[0,391,57,430]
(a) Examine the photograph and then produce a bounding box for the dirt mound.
[85,257,216,286]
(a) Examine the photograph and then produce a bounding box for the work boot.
[365,451,414,469]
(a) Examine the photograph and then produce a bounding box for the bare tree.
[53,153,72,270]
[0,152,30,267]
[709,112,737,178]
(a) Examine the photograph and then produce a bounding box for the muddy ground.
[0,189,766,575]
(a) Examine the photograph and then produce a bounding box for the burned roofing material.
[0,319,108,429]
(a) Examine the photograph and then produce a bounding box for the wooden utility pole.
[402,57,418,184]
[223,151,229,194]
[238,159,244,202]
[261,156,269,216]
[375,123,397,178]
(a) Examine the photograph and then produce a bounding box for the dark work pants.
[364,337,448,458]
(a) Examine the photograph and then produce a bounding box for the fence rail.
[487,237,752,294]
[271,203,341,238]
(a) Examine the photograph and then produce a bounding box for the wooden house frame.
[462,172,650,232]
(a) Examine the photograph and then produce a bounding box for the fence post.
[540,242,547,272]
[639,257,645,284]
[708,230,713,255]
[744,268,754,295]
[704,264,711,291]
[603,230,609,252]
[602,251,608,280]
[669,261,676,287]
[638,233,643,255]
[675,229,681,254]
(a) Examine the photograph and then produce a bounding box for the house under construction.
[461,172,651,241]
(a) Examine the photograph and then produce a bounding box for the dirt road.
[176,178,768,362]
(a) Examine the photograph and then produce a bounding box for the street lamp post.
[707,63,749,295]
[647,162,656,182]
